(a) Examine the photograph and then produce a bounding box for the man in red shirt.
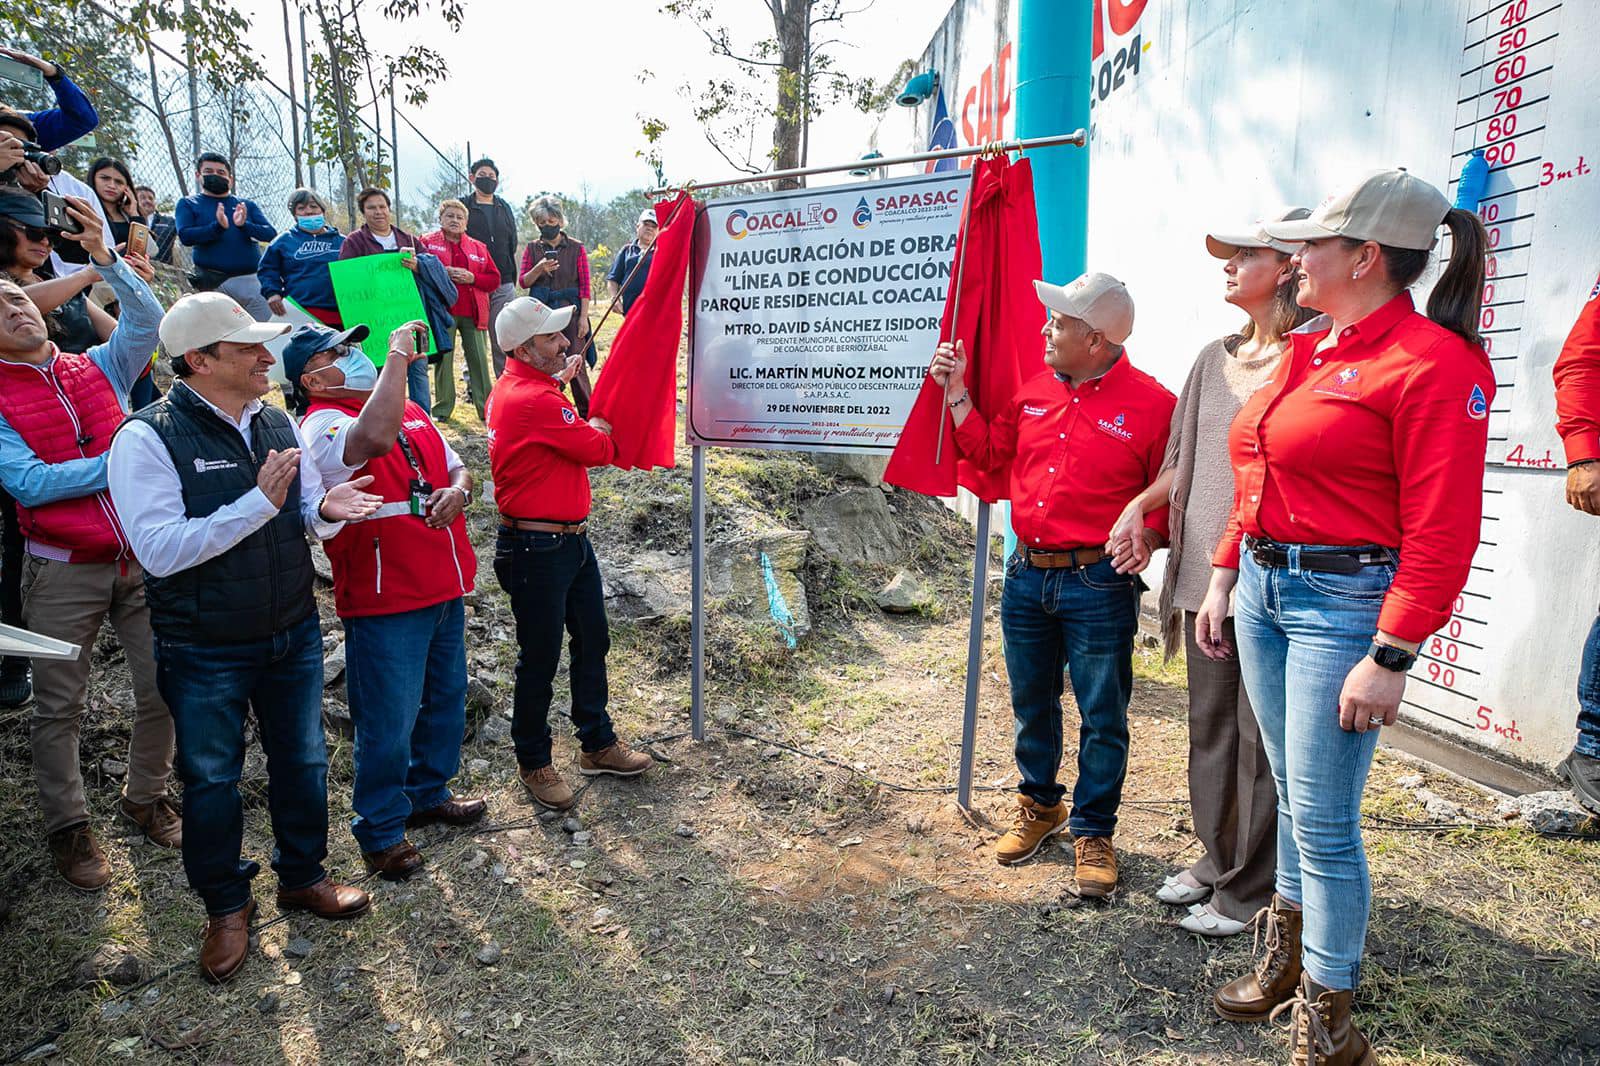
[931,273,1174,895]
[1553,269,1600,814]
[486,298,652,810]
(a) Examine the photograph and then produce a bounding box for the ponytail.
[1424,208,1488,345]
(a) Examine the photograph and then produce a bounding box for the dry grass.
[0,384,1596,1065]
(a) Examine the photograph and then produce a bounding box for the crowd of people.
[1,42,1599,1066]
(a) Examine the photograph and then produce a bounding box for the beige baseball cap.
[495,297,574,352]
[1206,207,1313,259]
[1034,272,1135,345]
[158,292,290,357]
[1262,169,1449,251]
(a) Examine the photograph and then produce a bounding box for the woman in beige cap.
[1108,209,1317,940]
[1195,169,1491,1065]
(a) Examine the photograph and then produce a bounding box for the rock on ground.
[1496,790,1597,835]
[73,943,143,987]
[875,570,930,614]
[800,487,904,566]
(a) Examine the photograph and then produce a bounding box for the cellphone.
[543,249,559,260]
[0,55,45,91]
[126,221,149,259]
[41,190,84,235]
[411,326,428,353]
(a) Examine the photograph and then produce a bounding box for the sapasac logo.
[561,407,576,424]
[1096,412,1133,441]
[873,188,961,217]
[852,197,872,229]
[725,203,838,240]
[1467,384,1489,420]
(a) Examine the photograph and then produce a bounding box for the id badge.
[409,478,434,516]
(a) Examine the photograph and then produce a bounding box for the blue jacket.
[415,253,460,357]
[175,194,276,276]
[258,226,344,311]
[27,72,99,152]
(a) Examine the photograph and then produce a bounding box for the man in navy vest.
[286,321,485,882]
[107,292,382,985]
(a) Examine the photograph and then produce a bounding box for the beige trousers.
[23,555,174,834]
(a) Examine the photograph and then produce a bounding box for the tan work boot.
[121,795,182,849]
[48,823,111,891]
[1214,893,1304,1022]
[1275,974,1377,1066]
[1072,835,1118,897]
[520,764,577,810]
[579,740,652,777]
[994,795,1069,865]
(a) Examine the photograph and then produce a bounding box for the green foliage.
[0,11,140,175]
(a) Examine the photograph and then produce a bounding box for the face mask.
[200,173,231,195]
[474,175,498,194]
[297,215,325,232]
[309,349,377,392]
[538,224,561,241]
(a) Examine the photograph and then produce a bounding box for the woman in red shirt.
[1195,170,1492,1064]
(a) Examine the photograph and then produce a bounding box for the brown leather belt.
[499,516,588,534]
[1025,546,1105,570]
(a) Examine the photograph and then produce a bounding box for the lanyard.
[395,428,424,478]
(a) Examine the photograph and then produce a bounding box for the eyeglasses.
[3,220,50,243]
[304,344,351,374]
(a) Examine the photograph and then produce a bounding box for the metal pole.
[300,8,315,192]
[647,130,1086,198]
[389,73,400,220]
[690,445,707,741]
[956,502,992,810]
[183,0,200,158]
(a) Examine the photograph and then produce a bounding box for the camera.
[0,141,63,184]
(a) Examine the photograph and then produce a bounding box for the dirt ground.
[0,393,1597,1065]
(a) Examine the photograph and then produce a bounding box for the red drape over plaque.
[589,192,697,470]
[883,154,1046,502]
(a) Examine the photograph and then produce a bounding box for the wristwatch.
[1367,641,1417,673]
[445,485,470,506]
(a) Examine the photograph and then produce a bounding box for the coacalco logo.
[852,197,872,229]
[725,203,839,240]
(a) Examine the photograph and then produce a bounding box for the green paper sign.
[327,254,435,365]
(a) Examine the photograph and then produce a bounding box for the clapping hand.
[322,475,382,521]
[232,202,248,227]
[215,202,229,228]
[256,448,301,508]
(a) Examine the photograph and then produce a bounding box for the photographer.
[287,321,484,881]
[0,191,172,890]
[0,107,112,278]
[2,48,99,152]
[174,152,276,321]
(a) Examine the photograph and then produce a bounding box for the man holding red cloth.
[929,273,1173,896]
[487,298,652,811]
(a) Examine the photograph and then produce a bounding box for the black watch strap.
[1368,641,1417,673]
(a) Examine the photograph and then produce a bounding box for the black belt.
[500,516,587,534]
[1245,537,1394,574]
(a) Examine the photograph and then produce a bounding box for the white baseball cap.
[159,292,290,357]
[1206,207,1313,259]
[495,296,574,352]
[1262,169,1450,251]
[637,209,659,226]
[1034,272,1135,345]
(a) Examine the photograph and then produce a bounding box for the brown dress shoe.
[362,840,424,881]
[276,877,371,920]
[406,794,488,828]
[1276,974,1377,1066]
[520,764,576,809]
[1214,893,1304,1022]
[121,795,182,849]
[200,899,257,984]
[579,740,652,777]
[48,823,111,891]
[1073,835,1118,898]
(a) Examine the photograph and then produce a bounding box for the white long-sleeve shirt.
[107,382,343,578]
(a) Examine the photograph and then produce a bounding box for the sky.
[228,0,949,209]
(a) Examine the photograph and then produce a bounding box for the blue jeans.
[1000,553,1140,836]
[1234,546,1396,991]
[153,614,328,916]
[1574,613,1600,758]
[407,358,430,412]
[493,530,615,771]
[343,598,468,852]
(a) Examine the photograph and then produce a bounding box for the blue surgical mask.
[308,348,377,391]
[297,214,325,232]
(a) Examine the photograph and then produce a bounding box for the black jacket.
[463,192,519,284]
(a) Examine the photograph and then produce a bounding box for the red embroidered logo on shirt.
[561,408,576,424]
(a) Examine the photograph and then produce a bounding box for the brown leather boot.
[200,899,257,984]
[1213,893,1303,1022]
[579,740,653,777]
[276,877,371,920]
[520,764,576,810]
[406,794,488,828]
[48,823,111,891]
[120,795,182,849]
[362,840,424,882]
[1277,974,1377,1066]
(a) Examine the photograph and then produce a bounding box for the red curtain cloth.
[883,155,1045,502]
[589,192,697,470]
